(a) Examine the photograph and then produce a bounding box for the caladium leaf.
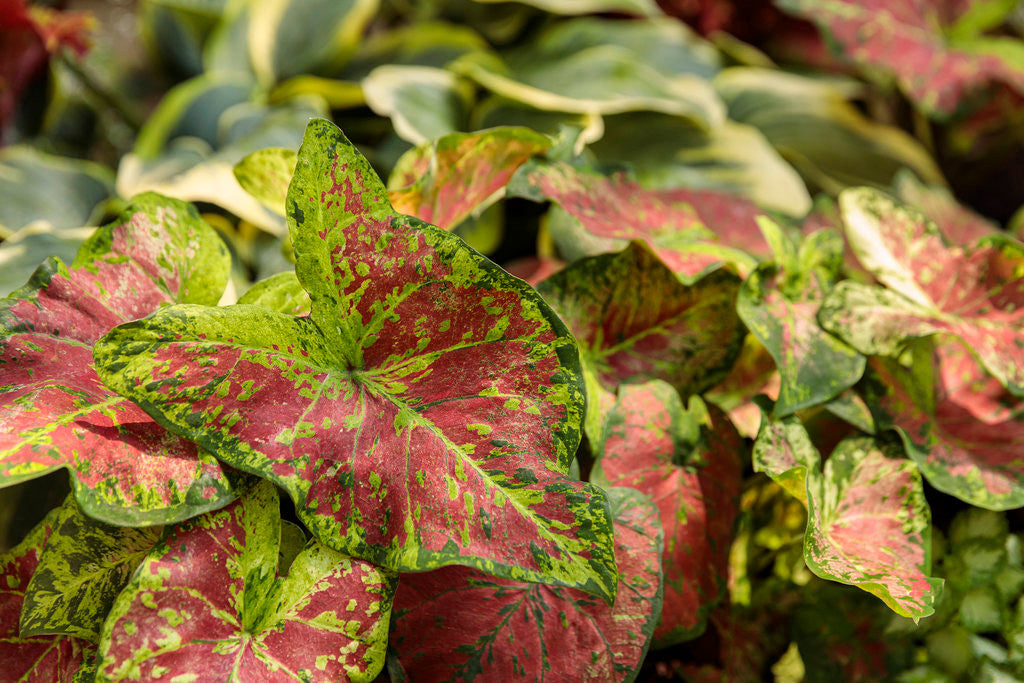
[388,127,551,231]
[751,399,820,505]
[0,509,94,680]
[390,487,663,682]
[237,271,312,316]
[819,188,1024,396]
[96,481,397,682]
[0,193,239,525]
[867,342,1024,510]
[737,219,865,416]
[803,436,942,619]
[233,147,297,218]
[893,170,997,245]
[19,496,161,642]
[591,382,742,646]
[94,119,617,601]
[509,159,765,277]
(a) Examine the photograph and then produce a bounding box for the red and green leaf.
[509,159,766,278]
[819,187,1024,396]
[0,193,238,525]
[94,119,617,601]
[893,170,997,245]
[591,381,742,646]
[803,437,942,619]
[390,487,663,682]
[0,509,95,680]
[751,399,820,505]
[19,496,161,642]
[96,480,396,682]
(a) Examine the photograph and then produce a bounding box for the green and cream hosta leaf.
[737,219,865,416]
[19,496,161,642]
[0,194,239,525]
[362,65,471,145]
[803,437,942,620]
[96,481,396,682]
[452,17,724,126]
[591,382,742,646]
[751,399,820,505]
[1,510,95,680]
[94,119,617,601]
[509,159,766,278]
[0,222,94,298]
[866,342,1024,510]
[390,487,663,682]
[819,188,1024,396]
[472,0,660,15]
[388,127,551,231]
[237,271,312,316]
[234,147,298,218]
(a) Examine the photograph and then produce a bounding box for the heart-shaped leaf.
[19,496,161,642]
[96,480,396,682]
[0,509,94,680]
[803,437,942,620]
[94,119,617,601]
[893,170,997,245]
[0,193,238,525]
[592,381,742,646]
[819,188,1024,396]
[390,487,663,682]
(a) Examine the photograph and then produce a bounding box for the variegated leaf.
[94,119,616,601]
[751,398,820,505]
[819,188,1024,396]
[96,481,396,682]
[0,193,239,525]
[893,170,997,245]
[233,148,297,218]
[591,382,742,646]
[390,487,663,682]
[237,271,312,316]
[803,437,942,619]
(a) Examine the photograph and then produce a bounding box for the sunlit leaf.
[0,222,94,297]
[592,382,742,646]
[751,399,820,505]
[390,487,663,682]
[94,119,617,601]
[237,271,311,316]
[472,0,660,15]
[233,147,297,218]
[892,170,998,245]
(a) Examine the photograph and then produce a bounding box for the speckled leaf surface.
[751,400,820,505]
[803,437,942,619]
[819,188,1024,396]
[867,342,1024,510]
[738,221,864,416]
[0,194,238,525]
[96,481,396,683]
[94,119,617,601]
[509,159,764,278]
[0,510,95,680]
[237,272,312,316]
[388,127,550,231]
[893,170,997,245]
[20,496,161,643]
[390,487,663,682]
[591,382,742,646]
[775,0,1024,116]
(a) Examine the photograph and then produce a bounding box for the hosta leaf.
[509,159,765,277]
[473,0,660,15]
[237,271,311,316]
[388,127,550,231]
[775,0,1024,116]
[751,400,820,505]
[96,481,396,682]
[0,223,94,298]
[19,496,161,642]
[803,436,942,619]
[390,487,663,682]
[0,510,94,680]
[893,170,997,245]
[0,194,238,525]
[94,119,617,601]
[592,382,742,646]
[362,65,470,145]
[867,342,1024,510]
[819,188,1024,396]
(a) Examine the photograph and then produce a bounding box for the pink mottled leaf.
[94,119,616,601]
[592,381,742,646]
[751,398,820,505]
[893,170,997,245]
[390,487,663,682]
[819,187,1024,396]
[0,193,238,525]
[803,436,942,619]
[0,509,95,681]
[96,481,396,683]
[509,159,767,278]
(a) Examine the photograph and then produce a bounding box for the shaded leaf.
[473,0,660,15]
[20,496,161,642]
[592,382,742,646]
[362,65,470,144]
[819,188,1024,396]
[94,119,617,600]
[803,437,942,619]
[0,222,94,297]
[96,481,396,682]
[751,400,820,505]
[391,487,663,682]
[0,193,238,525]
